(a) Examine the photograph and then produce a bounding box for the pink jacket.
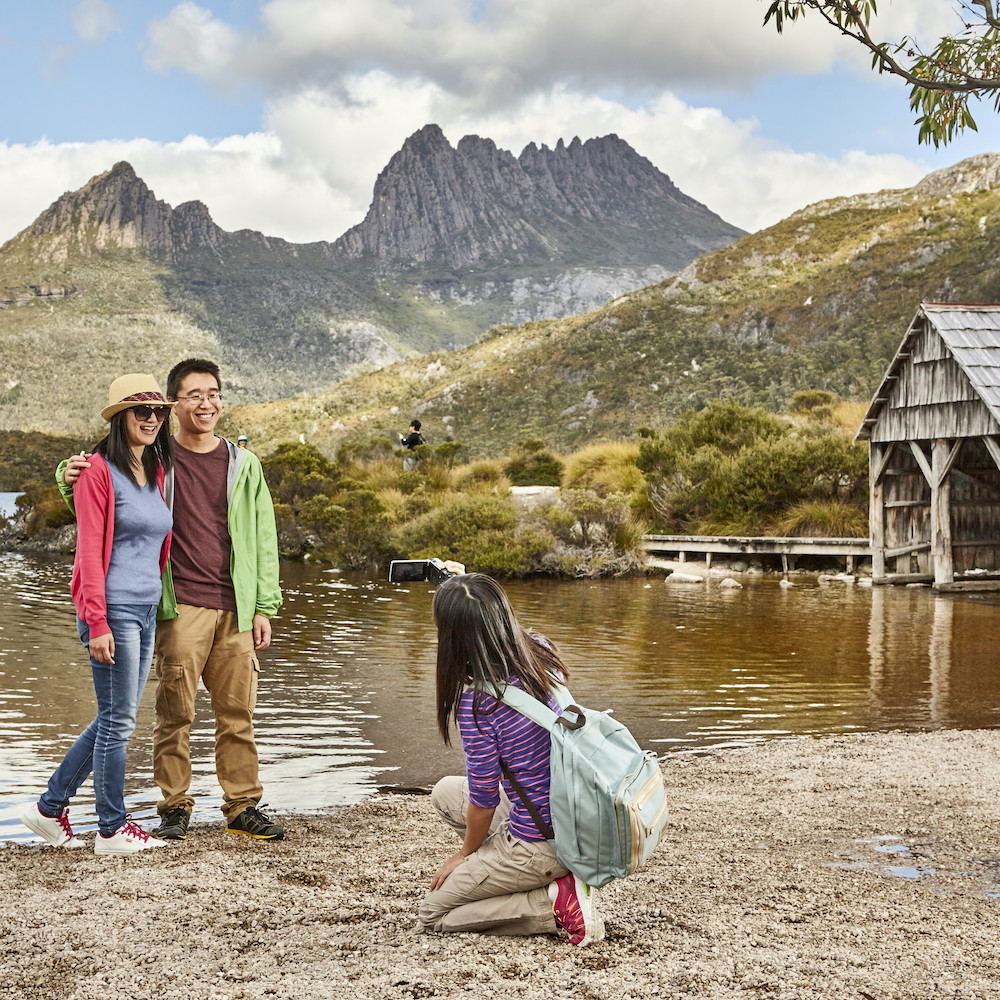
[70,453,172,639]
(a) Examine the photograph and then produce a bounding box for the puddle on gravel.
[832,836,938,880]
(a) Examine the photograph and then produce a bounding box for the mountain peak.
[25,162,223,256]
[337,125,744,269]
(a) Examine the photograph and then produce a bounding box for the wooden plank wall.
[872,322,996,442]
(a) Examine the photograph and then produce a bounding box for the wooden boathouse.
[857,302,1000,590]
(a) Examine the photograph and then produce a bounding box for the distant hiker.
[237,434,249,450]
[400,419,424,471]
[58,358,284,844]
[23,374,175,855]
[419,573,605,946]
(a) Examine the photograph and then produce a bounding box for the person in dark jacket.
[400,420,424,471]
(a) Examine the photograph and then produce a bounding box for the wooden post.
[870,443,886,580]
[931,438,954,586]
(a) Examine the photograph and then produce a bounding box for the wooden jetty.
[641,534,871,575]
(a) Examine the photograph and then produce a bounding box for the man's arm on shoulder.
[55,453,92,513]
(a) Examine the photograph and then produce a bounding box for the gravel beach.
[3,730,1000,1000]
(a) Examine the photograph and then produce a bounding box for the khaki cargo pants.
[152,604,262,821]
[418,775,566,936]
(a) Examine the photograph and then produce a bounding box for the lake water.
[0,493,22,519]
[2,553,1000,844]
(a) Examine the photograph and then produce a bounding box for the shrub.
[324,488,392,569]
[775,499,868,537]
[272,502,305,558]
[504,441,565,486]
[261,442,338,507]
[18,483,76,537]
[637,401,787,479]
[392,495,534,572]
[453,460,511,495]
[435,441,465,468]
[791,389,837,414]
[562,442,643,497]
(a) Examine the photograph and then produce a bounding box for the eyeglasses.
[177,391,223,403]
[130,405,170,422]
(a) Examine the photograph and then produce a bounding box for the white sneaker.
[21,803,86,849]
[94,817,168,856]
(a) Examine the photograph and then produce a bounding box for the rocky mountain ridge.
[229,152,1000,457]
[0,127,744,433]
[337,125,740,271]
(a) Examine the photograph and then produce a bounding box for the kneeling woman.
[418,573,603,946]
[21,374,174,855]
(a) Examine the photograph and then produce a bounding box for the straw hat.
[100,374,176,422]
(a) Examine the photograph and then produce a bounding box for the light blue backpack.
[488,681,669,889]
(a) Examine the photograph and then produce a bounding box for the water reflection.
[2,554,999,844]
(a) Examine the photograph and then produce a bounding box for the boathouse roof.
[857,302,1000,443]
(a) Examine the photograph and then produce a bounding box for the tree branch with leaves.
[764,1,1000,146]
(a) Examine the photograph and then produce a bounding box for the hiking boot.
[550,873,604,946]
[21,803,86,849]
[95,817,168,856]
[153,807,190,841]
[226,806,284,840]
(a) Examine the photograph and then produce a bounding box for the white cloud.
[0,73,939,250]
[145,1,239,78]
[71,0,125,45]
[146,0,975,103]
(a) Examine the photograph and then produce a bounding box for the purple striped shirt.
[457,678,558,843]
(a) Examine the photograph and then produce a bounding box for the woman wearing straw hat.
[21,374,176,855]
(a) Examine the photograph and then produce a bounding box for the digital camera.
[388,558,453,584]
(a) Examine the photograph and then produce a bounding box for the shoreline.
[4,729,1000,999]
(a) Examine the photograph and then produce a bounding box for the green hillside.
[229,159,1000,457]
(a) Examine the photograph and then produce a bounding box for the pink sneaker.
[550,873,605,946]
[21,803,86,849]
[95,817,167,856]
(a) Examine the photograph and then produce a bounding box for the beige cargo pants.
[418,775,567,936]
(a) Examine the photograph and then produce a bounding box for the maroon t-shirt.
[169,439,237,612]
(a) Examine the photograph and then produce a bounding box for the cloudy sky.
[1,0,998,246]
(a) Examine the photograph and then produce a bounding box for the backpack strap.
[474,681,584,842]
[498,759,554,841]
[479,682,585,731]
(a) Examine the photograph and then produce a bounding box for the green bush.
[791,389,837,414]
[18,483,76,537]
[323,489,392,569]
[262,442,338,507]
[272,501,306,558]
[504,441,564,486]
[637,401,787,479]
[392,495,541,573]
[562,442,642,497]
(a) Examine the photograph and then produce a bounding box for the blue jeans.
[39,604,157,837]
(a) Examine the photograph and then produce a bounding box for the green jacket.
[58,438,281,632]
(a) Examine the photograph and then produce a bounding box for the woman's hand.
[428,802,494,890]
[429,850,467,891]
[88,631,115,664]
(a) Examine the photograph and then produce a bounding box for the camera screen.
[389,560,429,582]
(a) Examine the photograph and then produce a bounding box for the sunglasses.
[130,405,170,422]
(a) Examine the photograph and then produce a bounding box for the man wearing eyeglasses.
[59,358,283,842]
